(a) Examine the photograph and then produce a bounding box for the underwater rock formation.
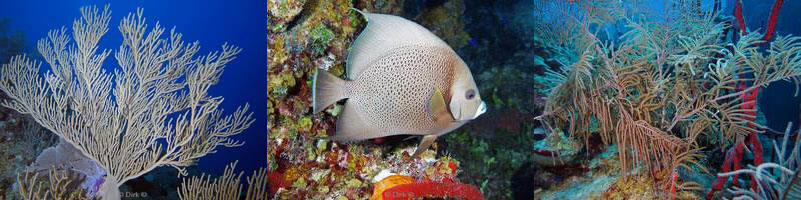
[266,0,365,198]
[0,115,57,200]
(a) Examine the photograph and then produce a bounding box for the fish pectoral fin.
[411,135,438,158]
[428,89,454,122]
[330,101,384,141]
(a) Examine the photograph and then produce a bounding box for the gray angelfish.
[313,9,487,158]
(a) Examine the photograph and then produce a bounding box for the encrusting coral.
[0,5,254,199]
[0,118,58,199]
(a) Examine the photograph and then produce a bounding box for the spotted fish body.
[345,45,456,137]
[313,10,486,158]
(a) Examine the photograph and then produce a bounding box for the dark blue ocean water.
[0,1,267,177]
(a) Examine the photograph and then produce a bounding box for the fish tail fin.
[313,69,347,113]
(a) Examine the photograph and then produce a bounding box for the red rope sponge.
[382,181,484,200]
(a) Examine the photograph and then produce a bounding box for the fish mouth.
[472,101,487,119]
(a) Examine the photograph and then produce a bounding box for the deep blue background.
[0,1,267,177]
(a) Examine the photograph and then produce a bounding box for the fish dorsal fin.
[346,9,451,79]
[428,88,454,122]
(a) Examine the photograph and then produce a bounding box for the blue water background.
[0,1,267,177]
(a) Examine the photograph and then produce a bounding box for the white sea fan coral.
[0,5,254,199]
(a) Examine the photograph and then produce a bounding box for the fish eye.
[465,89,475,100]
